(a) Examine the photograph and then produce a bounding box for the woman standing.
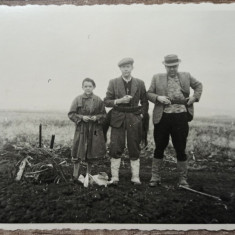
[68,78,106,181]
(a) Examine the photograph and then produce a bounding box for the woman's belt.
[113,105,142,113]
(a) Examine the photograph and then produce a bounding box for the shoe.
[71,177,83,185]
[149,180,161,187]
[108,179,119,186]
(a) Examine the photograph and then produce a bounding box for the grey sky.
[0,4,235,116]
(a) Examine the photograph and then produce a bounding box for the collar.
[122,76,132,83]
[168,74,178,80]
[82,93,93,99]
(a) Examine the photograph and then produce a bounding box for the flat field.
[0,110,235,223]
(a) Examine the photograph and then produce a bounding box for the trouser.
[153,112,189,161]
[103,110,149,146]
[102,109,112,142]
[110,113,142,160]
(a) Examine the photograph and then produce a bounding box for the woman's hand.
[82,116,90,122]
[90,116,97,122]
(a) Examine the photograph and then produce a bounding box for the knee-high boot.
[73,162,80,179]
[130,159,141,185]
[110,158,121,185]
[149,158,163,187]
[177,160,189,187]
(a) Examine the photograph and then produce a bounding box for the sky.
[0,4,235,117]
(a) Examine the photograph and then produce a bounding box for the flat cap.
[118,57,134,67]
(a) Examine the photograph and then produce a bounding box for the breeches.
[153,112,189,161]
[110,113,142,160]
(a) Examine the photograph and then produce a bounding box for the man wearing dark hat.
[147,54,203,187]
[104,58,149,185]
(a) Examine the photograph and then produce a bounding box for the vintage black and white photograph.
[0,2,235,230]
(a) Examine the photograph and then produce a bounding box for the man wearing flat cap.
[104,57,149,185]
[147,54,203,187]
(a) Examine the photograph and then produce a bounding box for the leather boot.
[177,161,189,187]
[73,162,80,179]
[110,158,121,185]
[130,159,141,185]
[149,158,162,187]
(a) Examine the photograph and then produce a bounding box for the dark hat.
[118,57,134,67]
[163,54,181,66]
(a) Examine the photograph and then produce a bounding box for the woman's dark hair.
[82,78,96,87]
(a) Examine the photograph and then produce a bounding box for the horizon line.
[0,108,235,119]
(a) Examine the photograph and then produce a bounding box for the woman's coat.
[68,93,106,162]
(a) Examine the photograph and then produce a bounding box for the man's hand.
[82,116,90,122]
[90,116,97,122]
[116,95,132,104]
[157,96,171,105]
[186,96,196,106]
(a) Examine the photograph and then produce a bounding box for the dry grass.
[0,110,74,148]
[0,110,235,160]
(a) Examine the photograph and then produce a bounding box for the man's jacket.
[147,72,203,124]
[104,76,149,128]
